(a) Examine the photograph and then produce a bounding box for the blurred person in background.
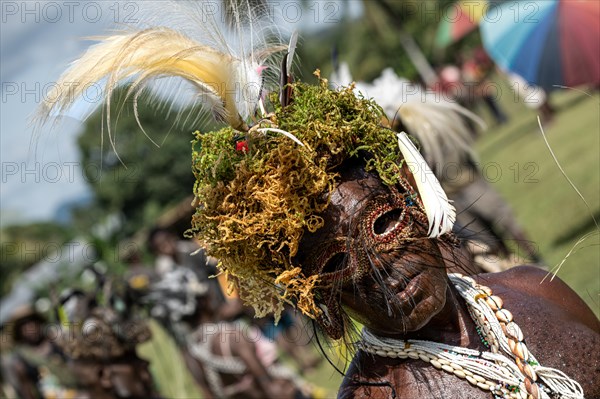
[139,254,319,398]
[436,63,464,101]
[0,305,81,399]
[461,47,509,125]
[148,227,192,277]
[147,227,241,318]
[507,72,556,124]
[55,284,160,399]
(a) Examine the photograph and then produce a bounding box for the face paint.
[295,165,457,338]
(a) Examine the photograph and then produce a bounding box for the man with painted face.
[295,158,599,399]
[187,78,599,399]
[38,7,598,397]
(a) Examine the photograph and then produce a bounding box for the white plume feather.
[397,132,456,238]
[35,0,287,153]
[37,27,276,132]
[286,30,298,72]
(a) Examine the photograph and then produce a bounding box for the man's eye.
[373,208,404,236]
[321,252,349,274]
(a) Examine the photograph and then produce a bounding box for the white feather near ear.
[396,132,456,238]
[396,97,484,171]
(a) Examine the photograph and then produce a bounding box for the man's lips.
[371,270,426,318]
[385,266,423,295]
[396,273,422,303]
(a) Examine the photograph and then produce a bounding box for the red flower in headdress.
[236,140,249,153]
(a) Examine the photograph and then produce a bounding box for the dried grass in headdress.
[189,73,406,320]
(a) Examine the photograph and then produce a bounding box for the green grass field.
[140,86,600,398]
[474,85,599,317]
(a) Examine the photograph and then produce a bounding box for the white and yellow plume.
[37,4,285,143]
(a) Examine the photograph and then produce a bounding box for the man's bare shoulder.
[475,265,599,331]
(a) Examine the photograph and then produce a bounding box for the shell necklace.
[360,273,584,399]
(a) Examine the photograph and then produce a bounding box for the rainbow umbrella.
[435,0,488,47]
[480,0,600,91]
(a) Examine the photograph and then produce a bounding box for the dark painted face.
[16,318,44,346]
[295,163,450,338]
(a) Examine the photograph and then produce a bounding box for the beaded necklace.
[360,273,584,399]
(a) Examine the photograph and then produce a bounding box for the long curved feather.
[38,27,268,134]
[286,30,298,72]
[397,132,456,238]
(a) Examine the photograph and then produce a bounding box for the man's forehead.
[297,168,397,256]
[330,174,386,214]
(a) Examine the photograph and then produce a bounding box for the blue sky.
[2,2,116,226]
[0,1,363,227]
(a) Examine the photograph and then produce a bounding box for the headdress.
[38,2,456,323]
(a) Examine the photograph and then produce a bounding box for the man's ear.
[400,161,419,191]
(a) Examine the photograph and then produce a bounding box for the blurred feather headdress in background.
[330,63,485,174]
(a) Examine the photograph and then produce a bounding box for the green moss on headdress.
[189,73,405,319]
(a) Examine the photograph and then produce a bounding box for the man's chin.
[380,272,448,335]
